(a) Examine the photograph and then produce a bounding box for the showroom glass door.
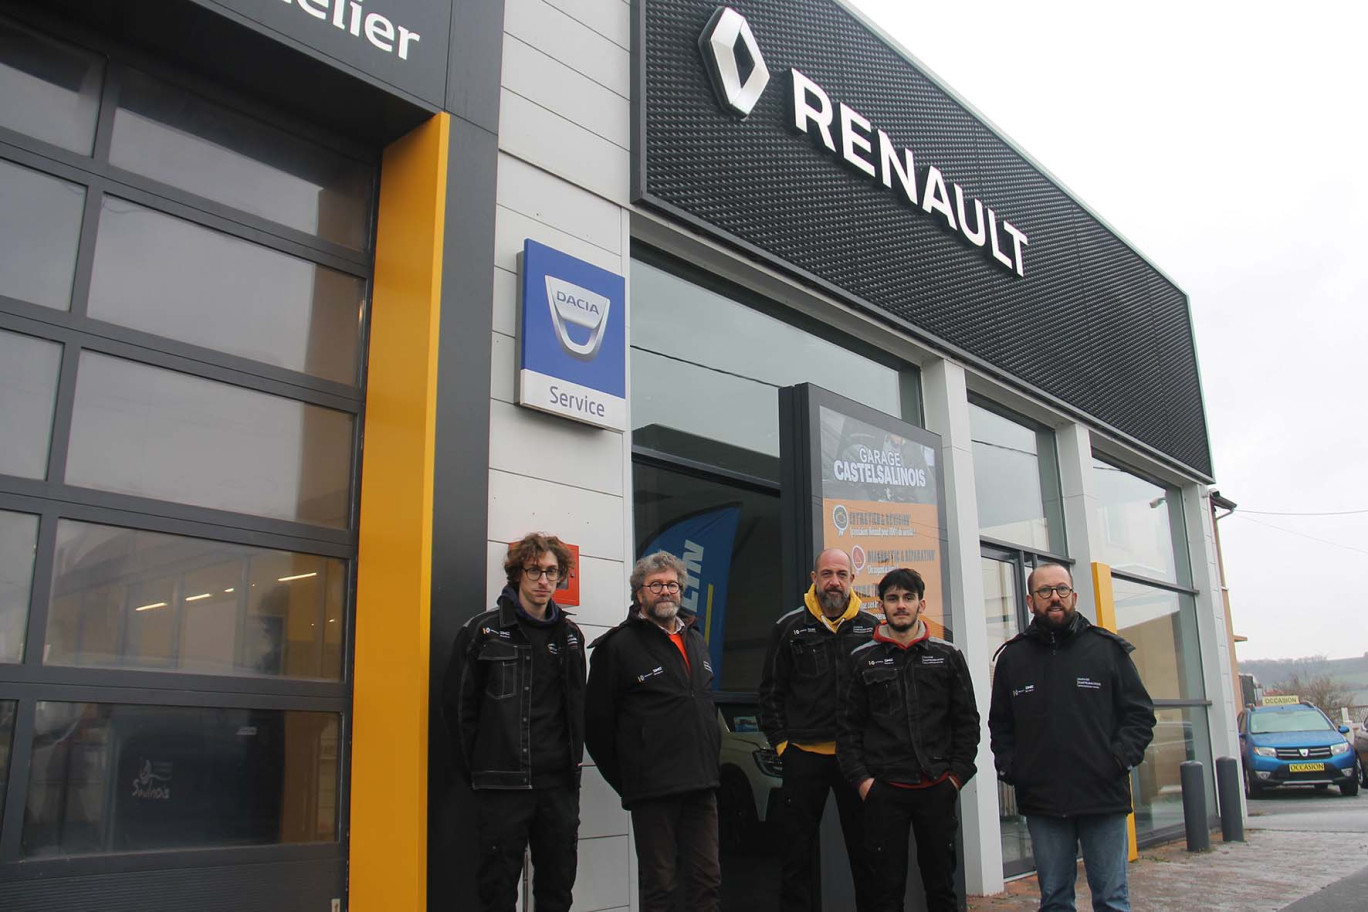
[981,547,1033,878]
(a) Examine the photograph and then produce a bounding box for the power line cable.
[1229,513,1368,557]
[1237,508,1368,517]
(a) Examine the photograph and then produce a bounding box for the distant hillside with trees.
[1240,654,1368,718]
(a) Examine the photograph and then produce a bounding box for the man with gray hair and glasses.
[585,551,722,912]
[989,562,1155,912]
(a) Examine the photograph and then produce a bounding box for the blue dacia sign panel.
[517,240,626,431]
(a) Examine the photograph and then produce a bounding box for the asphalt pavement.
[968,787,1368,911]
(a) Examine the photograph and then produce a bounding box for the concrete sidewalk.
[967,826,1368,911]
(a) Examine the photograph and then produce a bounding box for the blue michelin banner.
[640,504,743,685]
[518,240,626,431]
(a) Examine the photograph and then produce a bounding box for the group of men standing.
[445,533,1155,912]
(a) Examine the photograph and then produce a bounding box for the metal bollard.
[1180,760,1210,852]
[1214,756,1245,842]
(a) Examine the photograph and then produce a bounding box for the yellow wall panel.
[350,112,449,912]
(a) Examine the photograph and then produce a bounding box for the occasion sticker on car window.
[1288,762,1325,773]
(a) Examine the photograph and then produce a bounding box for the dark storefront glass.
[45,520,345,680]
[109,68,373,249]
[0,510,40,663]
[22,703,340,856]
[633,462,781,693]
[0,18,102,154]
[630,257,918,912]
[65,352,354,527]
[0,701,15,825]
[0,158,85,310]
[88,197,366,383]
[0,329,62,479]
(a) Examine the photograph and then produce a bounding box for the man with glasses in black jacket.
[444,532,586,912]
[989,562,1155,912]
[585,550,722,912]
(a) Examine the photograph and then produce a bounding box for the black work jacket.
[988,612,1156,817]
[838,627,980,787]
[758,605,878,747]
[584,610,720,808]
[442,594,586,790]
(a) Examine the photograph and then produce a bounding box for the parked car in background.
[716,698,782,851]
[1239,702,1358,798]
[1355,713,1368,787]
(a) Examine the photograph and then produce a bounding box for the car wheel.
[1244,766,1262,799]
[1343,775,1360,797]
[718,767,760,853]
[1361,760,1368,788]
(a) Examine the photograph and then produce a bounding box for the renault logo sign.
[517,240,626,431]
[693,5,1030,278]
[699,7,769,117]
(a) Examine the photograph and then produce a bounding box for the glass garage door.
[0,15,374,906]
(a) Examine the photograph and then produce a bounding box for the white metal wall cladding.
[634,0,1213,480]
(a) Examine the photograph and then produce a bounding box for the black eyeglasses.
[644,580,681,594]
[523,566,561,581]
[1032,585,1073,600]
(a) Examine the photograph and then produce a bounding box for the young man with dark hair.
[759,547,879,911]
[989,562,1155,912]
[443,532,586,912]
[838,567,979,912]
[585,550,722,912]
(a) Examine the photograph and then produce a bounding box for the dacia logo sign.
[518,240,626,431]
[545,277,610,360]
[699,6,769,117]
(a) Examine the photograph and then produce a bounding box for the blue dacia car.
[1240,702,1359,798]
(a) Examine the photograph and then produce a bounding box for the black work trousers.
[630,789,721,912]
[779,746,875,911]
[473,785,580,912]
[862,779,959,912]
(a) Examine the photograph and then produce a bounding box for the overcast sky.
[844,0,1368,661]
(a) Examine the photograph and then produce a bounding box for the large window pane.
[109,68,372,249]
[632,461,780,692]
[1113,577,1203,702]
[0,510,40,663]
[88,197,364,383]
[1133,706,1213,841]
[0,20,102,154]
[45,520,344,679]
[0,330,62,479]
[631,259,909,463]
[0,159,85,310]
[1092,458,1185,585]
[970,404,1062,552]
[22,703,339,856]
[65,352,353,527]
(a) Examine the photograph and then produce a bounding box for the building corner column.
[922,359,1002,896]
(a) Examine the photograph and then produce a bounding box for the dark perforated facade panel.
[635,0,1212,479]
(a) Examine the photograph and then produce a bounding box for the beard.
[1036,603,1075,629]
[886,610,919,632]
[645,596,680,624]
[818,586,848,615]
